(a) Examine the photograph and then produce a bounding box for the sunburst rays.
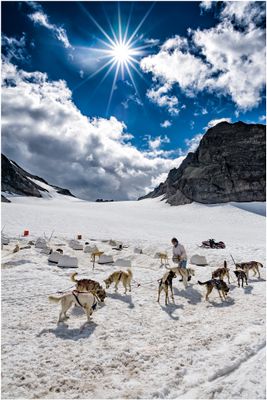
[77,3,155,114]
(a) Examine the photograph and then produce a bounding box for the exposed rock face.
[1,154,75,201]
[139,122,266,205]
[1,195,11,203]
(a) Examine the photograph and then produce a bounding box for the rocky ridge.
[139,122,266,205]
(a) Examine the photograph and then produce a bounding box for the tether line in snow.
[2,285,76,303]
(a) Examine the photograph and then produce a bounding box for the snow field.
[1,197,266,399]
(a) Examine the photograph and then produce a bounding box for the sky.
[1,1,266,200]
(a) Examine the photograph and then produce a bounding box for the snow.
[1,195,266,399]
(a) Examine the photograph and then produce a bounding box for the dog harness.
[72,290,97,310]
[212,279,224,290]
[92,297,97,310]
[72,290,84,307]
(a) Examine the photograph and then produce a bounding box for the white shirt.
[172,243,187,260]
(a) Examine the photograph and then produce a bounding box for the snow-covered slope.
[1,153,75,201]
[1,196,266,399]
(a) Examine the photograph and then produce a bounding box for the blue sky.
[1,1,266,200]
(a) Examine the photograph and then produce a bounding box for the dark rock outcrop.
[139,122,266,205]
[50,186,75,197]
[1,195,11,203]
[1,154,75,201]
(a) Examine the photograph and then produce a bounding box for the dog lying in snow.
[233,270,248,288]
[71,272,106,302]
[104,269,132,294]
[198,279,229,301]
[235,261,263,279]
[212,261,230,284]
[168,267,195,288]
[49,291,97,323]
[157,270,176,305]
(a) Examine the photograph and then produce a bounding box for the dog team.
[49,237,264,322]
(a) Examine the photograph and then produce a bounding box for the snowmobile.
[200,239,226,249]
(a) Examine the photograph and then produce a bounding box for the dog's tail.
[257,262,264,268]
[127,269,133,278]
[48,295,63,303]
[71,272,78,282]
[198,280,209,285]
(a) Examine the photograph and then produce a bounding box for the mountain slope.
[139,121,266,205]
[1,154,75,201]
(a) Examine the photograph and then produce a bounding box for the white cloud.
[141,36,211,95]
[144,38,160,47]
[140,5,266,112]
[221,1,266,27]
[148,135,170,151]
[184,133,204,153]
[1,61,183,200]
[121,94,143,110]
[142,134,176,159]
[194,107,208,116]
[29,11,72,49]
[193,20,266,110]
[199,1,213,11]
[146,83,179,115]
[259,115,266,122]
[2,34,29,62]
[205,117,232,130]
[190,121,195,130]
[160,120,172,128]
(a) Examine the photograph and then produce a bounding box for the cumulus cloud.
[141,36,211,95]
[146,83,180,115]
[140,3,266,112]
[1,61,183,201]
[142,134,177,159]
[29,11,72,49]
[160,120,172,128]
[193,20,266,110]
[205,117,232,130]
[221,1,266,27]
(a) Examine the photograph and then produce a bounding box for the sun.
[77,3,155,113]
[111,42,132,64]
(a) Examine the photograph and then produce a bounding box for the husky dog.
[233,270,248,288]
[71,273,106,302]
[198,279,230,301]
[212,261,230,284]
[157,270,176,306]
[156,252,169,267]
[235,261,263,279]
[169,267,195,288]
[49,291,97,323]
[13,244,20,253]
[104,269,132,294]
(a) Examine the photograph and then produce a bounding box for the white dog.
[168,267,195,288]
[49,290,97,323]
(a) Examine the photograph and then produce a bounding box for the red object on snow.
[23,230,29,236]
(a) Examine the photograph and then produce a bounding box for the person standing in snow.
[171,237,187,268]
[171,237,191,281]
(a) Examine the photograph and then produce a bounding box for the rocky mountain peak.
[139,121,266,205]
